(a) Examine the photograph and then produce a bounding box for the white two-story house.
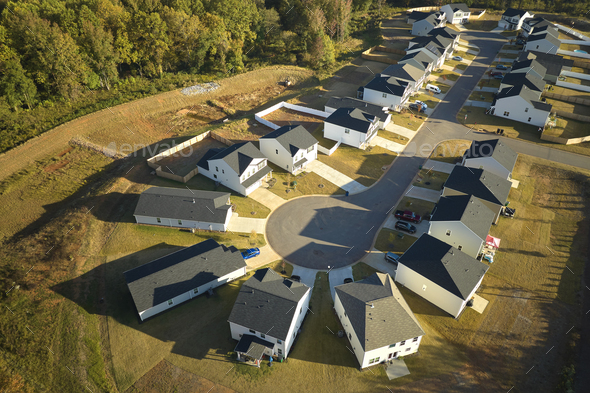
[325,96,391,129]
[361,74,412,112]
[498,8,534,30]
[490,83,552,128]
[440,3,471,24]
[228,268,311,365]
[197,142,272,196]
[323,107,379,149]
[334,273,425,368]
[462,139,518,180]
[259,125,318,174]
[411,12,446,36]
[382,63,428,93]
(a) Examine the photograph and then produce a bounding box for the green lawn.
[374,228,418,254]
[352,262,379,281]
[496,52,518,60]
[413,169,449,191]
[267,163,345,199]
[318,144,396,187]
[150,174,271,219]
[378,129,409,145]
[469,91,496,102]
[431,70,460,82]
[311,126,338,150]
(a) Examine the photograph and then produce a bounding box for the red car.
[490,71,503,77]
[394,210,422,223]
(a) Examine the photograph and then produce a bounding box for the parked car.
[490,71,503,77]
[395,220,417,234]
[493,73,504,80]
[344,278,353,284]
[385,252,400,265]
[516,39,524,45]
[414,100,428,109]
[394,210,422,223]
[408,103,426,113]
[425,84,441,94]
[495,64,508,70]
[241,248,260,259]
[290,275,301,282]
[452,56,463,61]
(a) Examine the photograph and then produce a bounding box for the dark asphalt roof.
[325,96,386,122]
[241,165,272,189]
[294,157,308,168]
[502,8,528,18]
[260,125,318,157]
[500,72,546,92]
[400,50,436,69]
[133,187,231,223]
[335,273,425,351]
[399,234,489,300]
[124,239,246,313]
[228,268,311,341]
[408,11,432,22]
[446,3,470,13]
[325,107,378,133]
[200,142,266,176]
[429,26,460,40]
[234,334,274,359]
[444,166,512,206]
[511,59,548,79]
[517,51,573,77]
[196,148,224,171]
[530,24,558,36]
[364,75,409,96]
[430,195,495,239]
[532,100,553,111]
[464,139,518,174]
[523,17,553,30]
[411,35,453,51]
[382,63,425,82]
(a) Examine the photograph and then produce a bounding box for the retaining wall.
[317,139,342,156]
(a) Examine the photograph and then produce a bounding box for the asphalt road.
[266,31,590,270]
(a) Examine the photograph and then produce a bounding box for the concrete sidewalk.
[228,213,266,233]
[475,86,499,92]
[306,160,367,195]
[370,135,405,154]
[465,100,492,108]
[405,186,441,203]
[442,64,463,74]
[433,76,456,86]
[291,265,318,288]
[424,159,456,174]
[249,187,286,210]
[384,123,416,139]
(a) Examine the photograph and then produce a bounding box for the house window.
[503,111,510,116]
[413,337,418,342]
[525,108,529,113]
[349,333,351,340]
[193,288,198,294]
[446,230,451,236]
[344,128,350,134]
[241,175,245,181]
[214,174,217,179]
[257,161,265,170]
[422,284,427,291]
[215,166,219,172]
[344,311,347,317]
[222,169,224,174]
[400,340,406,346]
[528,117,532,122]
[278,348,282,355]
[277,339,282,344]
[389,343,396,348]
[239,334,242,338]
[156,218,161,223]
[178,219,182,225]
[307,146,314,153]
[382,93,387,98]
[249,329,255,334]
[167,299,174,306]
[536,45,539,49]
[276,149,279,154]
[261,333,265,339]
[405,348,411,352]
[458,245,463,251]
[300,308,302,314]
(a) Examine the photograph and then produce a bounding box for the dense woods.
[0,0,588,152]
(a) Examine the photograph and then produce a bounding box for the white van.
[426,84,441,94]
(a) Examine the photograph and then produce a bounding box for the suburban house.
[442,166,512,224]
[490,83,552,128]
[133,187,233,231]
[197,142,272,196]
[325,96,391,128]
[334,273,425,368]
[440,3,471,24]
[429,26,461,50]
[396,234,489,318]
[411,12,446,36]
[381,63,428,92]
[498,8,534,30]
[516,51,574,83]
[407,10,442,24]
[428,195,495,259]
[323,107,379,149]
[398,49,435,75]
[403,45,444,69]
[227,268,311,365]
[522,17,554,36]
[123,239,247,321]
[408,34,454,60]
[462,139,519,180]
[525,26,561,55]
[258,125,318,174]
[510,59,548,81]
[499,72,546,93]
[360,74,412,112]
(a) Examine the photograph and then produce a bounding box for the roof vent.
[252,289,254,294]
[192,199,195,203]
[370,303,374,308]
[465,269,469,272]
[244,302,247,305]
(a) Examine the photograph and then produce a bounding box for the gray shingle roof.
[530,24,558,36]
[325,96,386,122]
[502,8,528,18]
[382,63,425,83]
[500,72,546,92]
[517,51,573,77]
[523,17,553,30]
[511,59,548,79]
[399,50,436,70]
[430,195,495,239]
[429,26,460,40]
[228,268,310,341]
[325,107,378,133]
[398,234,489,300]
[443,166,512,206]
[411,35,453,51]
[408,11,432,22]
[364,75,409,96]
[124,239,246,314]
[201,142,266,176]
[527,32,561,49]
[133,187,231,223]
[464,139,519,174]
[335,273,425,352]
[260,125,318,157]
[495,83,552,113]
[234,334,274,359]
[241,164,273,189]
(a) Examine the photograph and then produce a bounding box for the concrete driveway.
[291,265,318,288]
[370,135,405,154]
[306,160,367,195]
[405,186,441,203]
[328,266,354,301]
[362,249,397,278]
[227,214,266,233]
[383,215,429,238]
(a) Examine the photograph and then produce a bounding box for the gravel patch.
[180,82,220,96]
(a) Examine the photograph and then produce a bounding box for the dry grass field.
[263,107,325,133]
[153,137,228,177]
[430,139,470,163]
[267,164,345,199]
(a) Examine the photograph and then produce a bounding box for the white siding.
[325,105,391,129]
[324,122,378,149]
[138,266,246,321]
[491,95,550,127]
[412,19,435,36]
[334,292,366,366]
[198,157,269,196]
[463,156,512,180]
[428,221,485,259]
[525,39,559,54]
[363,87,410,111]
[134,209,232,232]
[395,263,467,318]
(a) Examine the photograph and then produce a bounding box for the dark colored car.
[395,220,417,234]
[241,248,260,259]
[493,73,504,79]
[394,210,422,223]
[385,252,400,265]
[408,103,426,113]
[290,275,301,282]
[496,64,508,70]
[344,278,353,284]
[516,39,524,45]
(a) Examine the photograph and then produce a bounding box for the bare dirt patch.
[263,107,325,133]
[214,118,275,143]
[43,160,70,173]
[155,137,228,178]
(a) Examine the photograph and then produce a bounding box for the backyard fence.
[555,80,590,92]
[540,130,590,145]
[560,70,590,81]
[554,110,590,123]
[542,92,590,106]
[254,101,329,130]
[557,49,590,60]
[572,59,590,69]
[472,10,486,19]
[374,45,407,55]
[554,24,590,41]
[361,47,399,65]
[406,6,439,13]
[317,139,342,156]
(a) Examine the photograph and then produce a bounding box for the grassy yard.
[374,228,418,254]
[150,174,271,219]
[311,126,338,150]
[547,85,590,99]
[544,97,589,114]
[426,81,451,94]
[456,106,590,156]
[544,117,590,139]
[389,111,427,131]
[396,196,436,218]
[351,262,379,281]
[266,164,345,199]
[469,91,496,102]
[499,30,518,37]
[570,66,590,74]
[411,93,441,110]
[430,139,470,164]
[318,144,396,187]
[413,169,449,191]
[378,130,409,145]
[453,51,476,61]
[563,76,590,86]
[501,44,523,50]
[465,13,502,31]
[430,70,460,82]
[491,60,514,67]
[496,52,519,60]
